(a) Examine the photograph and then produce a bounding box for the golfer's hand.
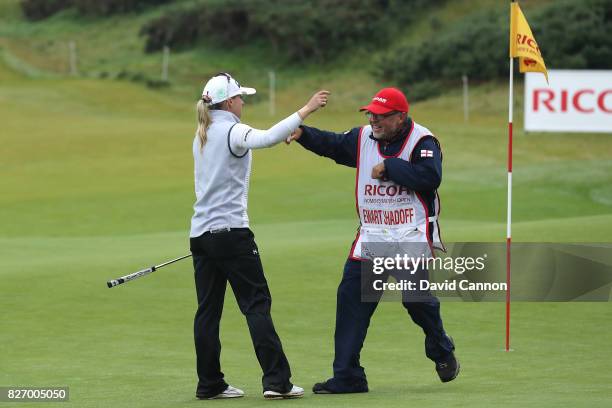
[298,90,330,119]
[286,128,303,144]
[372,162,387,180]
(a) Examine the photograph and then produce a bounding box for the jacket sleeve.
[229,112,302,152]
[296,125,360,168]
[383,136,442,191]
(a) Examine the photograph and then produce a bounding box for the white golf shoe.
[263,385,304,399]
[206,385,245,399]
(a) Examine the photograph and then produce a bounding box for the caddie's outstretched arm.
[293,125,360,168]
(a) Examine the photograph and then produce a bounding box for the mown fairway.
[2,49,611,408]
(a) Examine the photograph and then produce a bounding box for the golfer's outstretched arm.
[229,90,329,150]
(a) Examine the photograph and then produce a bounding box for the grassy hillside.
[1,1,611,407]
[0,0,552,96]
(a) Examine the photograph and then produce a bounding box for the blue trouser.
[331,259,454,385]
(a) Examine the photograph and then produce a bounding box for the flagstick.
[506,0,548,352]
[506,55,514,352]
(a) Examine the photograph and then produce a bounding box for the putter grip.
[107,266,155,288]
[107,278,124,288]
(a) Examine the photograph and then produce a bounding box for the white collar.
[210,109,240,123]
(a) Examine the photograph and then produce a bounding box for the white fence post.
[161,46,170,81]
[269,70,276,116]
[462,74,469,122]
[69,40,78,76]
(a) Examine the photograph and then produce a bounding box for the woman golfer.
[189,72,329,400]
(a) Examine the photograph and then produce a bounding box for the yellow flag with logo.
[509,2,548,82]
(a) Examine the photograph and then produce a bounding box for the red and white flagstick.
[506,52,514,352]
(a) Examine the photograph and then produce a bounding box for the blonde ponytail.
[196,99,212,150]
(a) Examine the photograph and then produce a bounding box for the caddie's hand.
[371,162,387,180]
[298,90,330,119]
[285,127,303,144]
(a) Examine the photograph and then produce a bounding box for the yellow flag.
[509,2,548,82]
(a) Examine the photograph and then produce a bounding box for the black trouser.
[330,259,454,390]
[190,228,292,397]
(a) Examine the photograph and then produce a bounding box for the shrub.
[376,8,508,95]
[533,0,612,70]
[140,0,249,53]
[20,0,71,21]
[376,0,612,100]
[21,0,175,21]
[139,0,443,61]
[73,0,174,16]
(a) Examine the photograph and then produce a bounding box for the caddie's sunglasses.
[365,111,400,121]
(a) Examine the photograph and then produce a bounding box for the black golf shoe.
[435,352,460,382]
[312,382,334,394]
[312,378,368,394]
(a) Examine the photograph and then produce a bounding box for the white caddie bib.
[349,121,445,260]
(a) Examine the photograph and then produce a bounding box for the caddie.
[287,87,459,394]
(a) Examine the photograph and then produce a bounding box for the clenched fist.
[298,90,330,120]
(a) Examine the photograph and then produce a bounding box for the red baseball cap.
[359,87,409,114]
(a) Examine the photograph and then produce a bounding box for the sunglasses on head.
[213,72,244,102]
[214,72,242,88]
